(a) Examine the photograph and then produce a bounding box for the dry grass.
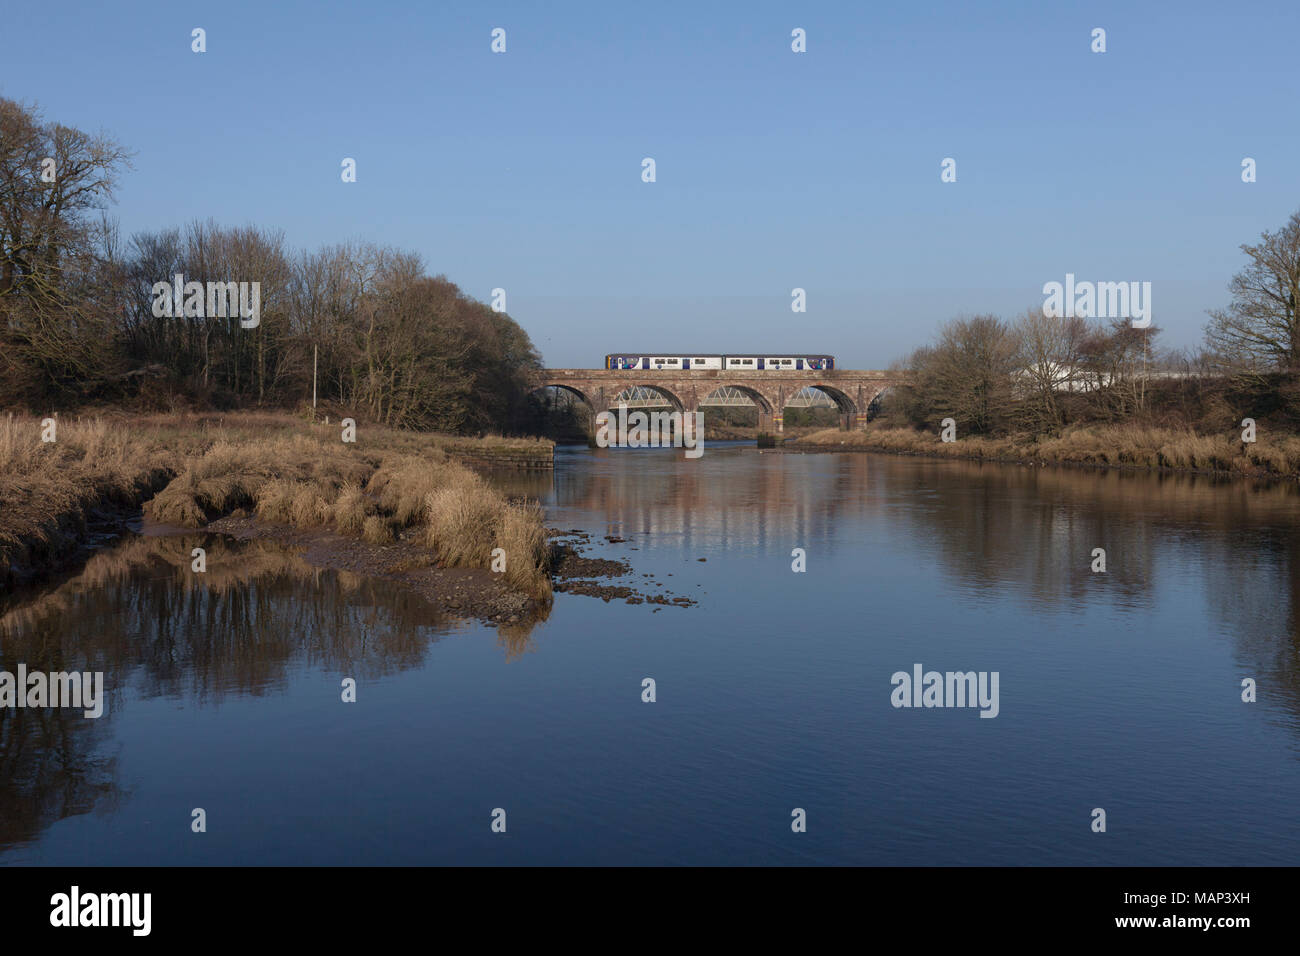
[333,483,369,535]
[423,478,552,600]
[1,411,553,599]
[362,514,396,545]
[148,434,369,527]
[0,414,175,587]
[424,479,503,567]
[368,453,460,526]
[797,423,1300,478]
[499,501,551,599]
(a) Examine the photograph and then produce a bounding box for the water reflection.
[539,447,1300,730]
[0,533,518,851]
[3,449,1300,863]
[542,449,1300,606]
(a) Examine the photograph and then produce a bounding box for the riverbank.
[789,423,1300,480]
[0,412,554,601]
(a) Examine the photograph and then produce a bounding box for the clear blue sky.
[5,0,1298,368]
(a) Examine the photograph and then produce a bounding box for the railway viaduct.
[535,368,901,432]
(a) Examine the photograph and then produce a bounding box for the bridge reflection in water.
[502,443,1300,665]
[4,447,1300,864]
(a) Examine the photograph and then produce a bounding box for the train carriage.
[605,353,834,371]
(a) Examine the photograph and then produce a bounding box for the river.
[2,443,1299,864]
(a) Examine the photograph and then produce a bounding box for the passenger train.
[605,353,835,371]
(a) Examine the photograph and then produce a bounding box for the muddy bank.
[206,512,545,626]
[444,448,554,471]
[5,504,698,627]
[0,468,174,594]
[0,410,687,617]
[548,529,697,609]
[777,440,1294,482]
[782,428,1300,483]
[193,518,696,626]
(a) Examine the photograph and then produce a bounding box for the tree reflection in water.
[0,532,542,851]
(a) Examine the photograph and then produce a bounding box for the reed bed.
[797,423,1300,478]
[1,413,552,599]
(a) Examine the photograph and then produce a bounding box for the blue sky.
[5,0,1298,367]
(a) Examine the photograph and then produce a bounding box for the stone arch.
[780,383,858,431]
[699,384,774,415]
[803,383,856,413]
[695,384,778,434]
[606,383,687,412]
[864,384,893,422]
[530,383,597,415]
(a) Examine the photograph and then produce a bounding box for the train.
[604,353,835,371]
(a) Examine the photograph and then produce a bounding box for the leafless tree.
[1012,307,1088,432]
[1206,209,1300,379]
[909,315,1019,434]
[0,97,132,401]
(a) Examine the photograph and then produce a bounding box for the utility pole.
[313,343,318,416]
[1141,326,1149,411]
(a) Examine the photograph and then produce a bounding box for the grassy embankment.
[0,412,553,597]
[794,423,1300,479]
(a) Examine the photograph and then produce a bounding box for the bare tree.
[1206,209,1300,378]
[1,97,544,429]
[1077,319,1161,419]
[0,97,132,402]
[1012,307,1088,432]
[910,315,1018,435]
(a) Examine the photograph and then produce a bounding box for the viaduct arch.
[532,368,900,432]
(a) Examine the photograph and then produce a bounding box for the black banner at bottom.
[0,865,1275,941]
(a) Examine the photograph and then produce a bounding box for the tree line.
[884,209,1300,437]
[0,97,542,433]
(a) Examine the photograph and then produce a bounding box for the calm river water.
[3,443,1299,865]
